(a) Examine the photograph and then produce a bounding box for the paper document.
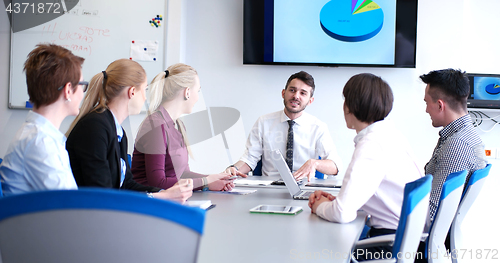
[184,200,212,210]
[234,179,273,186]
[130,40,159,62]
[209,188,257,195]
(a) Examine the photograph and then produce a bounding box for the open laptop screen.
[270,150,302,197]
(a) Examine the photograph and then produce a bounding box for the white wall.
[180,0,500,164]
[0,0,499,260]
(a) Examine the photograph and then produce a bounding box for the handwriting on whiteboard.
[40,22,110,56]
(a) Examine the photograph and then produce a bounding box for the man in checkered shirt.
[421,69,487,224]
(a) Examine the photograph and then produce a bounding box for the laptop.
[270,150,316,200]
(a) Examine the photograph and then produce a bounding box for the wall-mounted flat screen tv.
[244,0,418,68]
[467,74,500,109]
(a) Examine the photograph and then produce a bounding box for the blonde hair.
[148,63,198,157]
[148,63,198,112]
[66,59,146,136]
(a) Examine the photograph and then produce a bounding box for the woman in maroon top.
[131,64,234,191]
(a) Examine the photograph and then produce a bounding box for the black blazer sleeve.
[66,110,160,192]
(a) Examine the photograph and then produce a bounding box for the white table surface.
[189,180,367,263]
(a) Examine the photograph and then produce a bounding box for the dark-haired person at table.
[419,69,487,254]
[309,73,422,261]
[225,71,341,180]
[131,63,233,191]
[66,59,192,202]
[421,69,487,225]
[0,44,85,195]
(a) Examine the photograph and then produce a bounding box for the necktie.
[286,120,295,172]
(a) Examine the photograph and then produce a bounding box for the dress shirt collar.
[280,110,309,126]
[109,110,123,140]
[26,111,66,143]
[353,119,392,145]
[159,106,175,128]
[438,114,471,140]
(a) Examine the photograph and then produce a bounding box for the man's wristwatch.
[228,164,238,171]
[146,192,154,198]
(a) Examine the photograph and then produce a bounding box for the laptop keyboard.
[301,191,313,198]
[296,191,314,200]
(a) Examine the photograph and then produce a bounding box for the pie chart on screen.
[485,83,500,95]
[320,0,384,42]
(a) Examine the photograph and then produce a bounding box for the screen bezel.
[243,0,418,68]
[467,73,500,109]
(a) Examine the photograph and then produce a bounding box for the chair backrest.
[0,188,205,263]
[428,170,467,263]
[0,158,3,197]
[450,164,491,263]
[392,175,432,263]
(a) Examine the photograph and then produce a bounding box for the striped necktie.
[286,120,295,172]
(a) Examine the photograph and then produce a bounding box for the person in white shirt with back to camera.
[309,73,423,261]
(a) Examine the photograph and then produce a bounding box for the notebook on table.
[270,150,316,200]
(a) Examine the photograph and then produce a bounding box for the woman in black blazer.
[66,59,192,202]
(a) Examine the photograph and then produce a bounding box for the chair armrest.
[355,234,396,249]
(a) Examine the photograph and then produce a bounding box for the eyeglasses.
[57,81,89,92]
[78,81,89,92]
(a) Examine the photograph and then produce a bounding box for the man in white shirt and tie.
[225,71,341,180]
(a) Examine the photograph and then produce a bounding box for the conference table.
[188,176,367,263]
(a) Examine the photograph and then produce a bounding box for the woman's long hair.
[66,59,146,137]
[148,63,198,157]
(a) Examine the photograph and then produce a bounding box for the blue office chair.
[450,164,491,263]
[0,157,3,197]
[352,175,433,263]
[425,170,467,263]
[0,188,205,263]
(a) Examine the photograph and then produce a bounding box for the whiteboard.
[9,0,166,108]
